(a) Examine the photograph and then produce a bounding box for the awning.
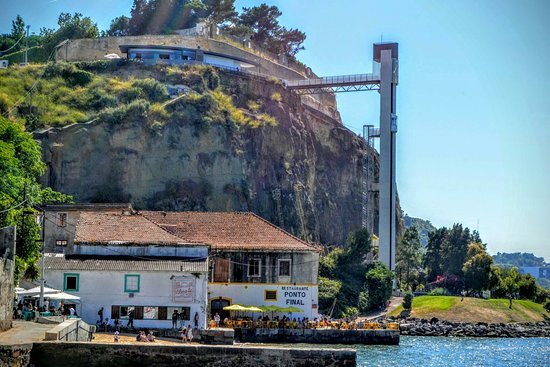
[32,292,80,300]
[16,286,61,296]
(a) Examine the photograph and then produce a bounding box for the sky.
[1,0,549,260]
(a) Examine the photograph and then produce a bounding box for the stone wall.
[0,227,16,332]
[235,328,399,345]
[30,342,356,367]
[0,344,33,367]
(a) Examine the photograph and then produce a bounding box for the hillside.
[403,214,436,247]
[389,296,548,323]
[0,61,400,246]
[492,252,546,267]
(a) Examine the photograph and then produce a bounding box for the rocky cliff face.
[37,71,387,246]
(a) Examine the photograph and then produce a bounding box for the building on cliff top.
[40,205,320,328]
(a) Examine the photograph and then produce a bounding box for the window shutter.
[214,258,229,282]
[135,306,144,320]
[111,305,119,319]
[158,307,168,320]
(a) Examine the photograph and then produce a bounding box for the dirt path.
[357,296,403,321]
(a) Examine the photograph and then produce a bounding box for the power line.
[2,46,58,118]
[0,34,25,54]
[0,199,28,214]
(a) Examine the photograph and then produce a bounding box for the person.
[98,307,104,322]
[127,308,135,328]
[214,313,220,327]
[44,299,49,312]
[69,306,75,316]
[172,310,179,329]
[114,318,120,332]
[147,331,156,342]
[180,327,187,343]
[139,330,149,342]
[179,309,186,329]
[187,324,193,342]
[194,312,199,328]
[114,331,120,343]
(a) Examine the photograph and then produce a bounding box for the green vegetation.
[390,296,548,323]
[403,214,436,247]
[0,61,278,131]
[403,292,413,310]
[319,229,394,318]
[0,116,72,282]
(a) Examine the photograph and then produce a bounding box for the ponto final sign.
[281,286,310,306]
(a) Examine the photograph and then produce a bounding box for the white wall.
[43,269,208,329]
[209,283,319,320]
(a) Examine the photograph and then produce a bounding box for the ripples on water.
[357,336,550,367]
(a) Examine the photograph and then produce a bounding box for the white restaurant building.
[41,206,321,328]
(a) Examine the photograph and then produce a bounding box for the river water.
[357,336,550,367]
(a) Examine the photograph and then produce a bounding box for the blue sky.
[1,0,549,260]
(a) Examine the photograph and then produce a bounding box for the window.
[278,259,291,277]
[144,306,158,320]
[264,290,277,301]
[64,273,79,292]
[168,306,190,320]
[124,274,140,293]
[213,258,229,282]
[159,54,170,60]
[248,259,261,277]
[57,213,67,227]
[55,240,68,246]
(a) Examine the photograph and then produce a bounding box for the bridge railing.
[284,73,379,88]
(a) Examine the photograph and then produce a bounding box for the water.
[357,336,550,367]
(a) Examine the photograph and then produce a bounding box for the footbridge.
[283,73,380,94]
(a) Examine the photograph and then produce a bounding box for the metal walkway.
[284,73,380,94]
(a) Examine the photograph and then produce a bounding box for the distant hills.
[492,252,547,267]
[403,214,437,247]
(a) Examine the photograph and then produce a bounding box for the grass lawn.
[389,296,548,323]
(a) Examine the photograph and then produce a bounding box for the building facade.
[42,211,209,329]
[40,206,321,326]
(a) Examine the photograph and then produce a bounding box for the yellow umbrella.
[223,304,248,311]
[245,306,263,312]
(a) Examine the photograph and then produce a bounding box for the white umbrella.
[32,292,80,300]
[16,286,61,296]
[104,53,121,59]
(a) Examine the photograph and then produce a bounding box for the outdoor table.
[40,312,53,317]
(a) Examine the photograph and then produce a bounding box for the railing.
[284,73,379,88]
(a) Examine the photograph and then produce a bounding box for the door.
[210,298,230,320]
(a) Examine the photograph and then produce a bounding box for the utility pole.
[38,208,46,309]
[24,25,30,65]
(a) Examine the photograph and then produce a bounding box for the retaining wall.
[30,342,356,367]
[0,227,16,332]
[235,328,399,345]
[0,344,33,367]
[44,319,94,341]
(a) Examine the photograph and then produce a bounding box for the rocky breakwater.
[400,318,550,338]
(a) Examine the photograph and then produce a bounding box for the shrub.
[133,78,169,103]
[341,306,359,320]
[403,292,413,310]
[98,99,150,125]
[544,298,550,313]
[119,87,142,103]
[428,287,449,296]
[87,89,118,110]
[44,62,93,86]
[0,93,10,116]
[270,92,282,102]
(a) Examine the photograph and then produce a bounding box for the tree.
[502,267,520,308]
[462,242,493,295]
[364,262,394,310]
[0,117,72,282]
[106,16,130,37]
[200,0,237,25]
[403,292,413,310]
[274,27,306,57]
[396,227,422,290]
[237,4,282,47]
[11,15,26,44]
[424,227,447,282]
[129,0,148,35]
[442,223,470,278]
[41,12,99,55]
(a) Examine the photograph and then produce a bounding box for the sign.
[281,286,309,306]
[172,277,195,303]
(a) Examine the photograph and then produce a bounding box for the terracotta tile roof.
[141,211,318,252]
[43,253,207,272]
[74,212,193,246]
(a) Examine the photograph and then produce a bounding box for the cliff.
[33,63,396,246]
